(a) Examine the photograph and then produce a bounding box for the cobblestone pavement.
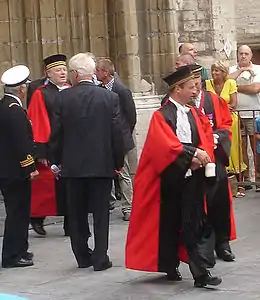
[0,191,260,299]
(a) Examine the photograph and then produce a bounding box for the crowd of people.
[0,42,259,289]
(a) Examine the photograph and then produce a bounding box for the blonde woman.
[206,61,247,198]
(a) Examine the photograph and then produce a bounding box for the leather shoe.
[88,247,93,256]
[93,260,112,271]
[78,261,92,268]
[22,251,34,260]
[166,268,182,281]
[123,212,131,221]
[31,222,46,236]
[216,249,235,262]
[194,272,222,288]
[2,258,34,268]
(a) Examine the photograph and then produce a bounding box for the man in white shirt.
[230,45,260,187]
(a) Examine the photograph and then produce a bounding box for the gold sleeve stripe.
[9,103,20,108]
[20,155,35,168]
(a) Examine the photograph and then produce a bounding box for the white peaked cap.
[1,65,30,87]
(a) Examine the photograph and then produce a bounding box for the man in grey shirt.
[230,45,260,188]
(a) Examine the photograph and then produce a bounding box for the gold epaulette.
[9,103,20,108]
[20,155,35,168]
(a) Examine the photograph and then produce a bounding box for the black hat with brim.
[163,66,194,89]
[44,54,67,70]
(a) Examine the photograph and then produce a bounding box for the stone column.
[107,0,141,92]
[87,0,109,57]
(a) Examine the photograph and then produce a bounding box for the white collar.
[168,97,190,112]
[79,79,93,83]
[49,80,69,91]
[5,93,23,107]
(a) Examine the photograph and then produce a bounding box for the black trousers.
[159,168,208,279]
[0,178,31,265]
[67,178,112,267]
[207,176,231,246]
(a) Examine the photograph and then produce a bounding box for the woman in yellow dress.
[206,60,247,197]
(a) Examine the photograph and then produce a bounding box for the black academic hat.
[190,64,203,78]
[163,66,194,89]
[43,54,67,70]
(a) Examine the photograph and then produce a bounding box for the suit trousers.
[120,153,133,214]
[67,178,112,267]
[0,178,31,265]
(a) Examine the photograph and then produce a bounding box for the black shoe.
[31,222,46,236]
[93,260,112,271]
[194,272,222,288]
[166,268,182,281]
[109,202,115,211]
[244,178,253,190]
[88,247,93,256]
[122,212,131,221]
[216,249,235,262]
[78,261,92,268]
[2,258,34,268]
[64,230,70,237]
[22,251,34,260]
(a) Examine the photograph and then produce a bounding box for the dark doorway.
[252,49,260,64]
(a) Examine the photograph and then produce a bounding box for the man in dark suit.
[0,65,39,268]
[49,53,124,271]
[95,58,137,221]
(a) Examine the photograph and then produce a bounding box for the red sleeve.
[210,92,232,139]
[191,107,215,162]
[27,89,51,143]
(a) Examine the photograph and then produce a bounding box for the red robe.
[28,83,70,217]
[201,91,236,241]
[125,107,214,272]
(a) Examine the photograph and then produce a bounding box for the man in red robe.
[190,65,236,261]
[126,66,222,288]
[27,54,71,236]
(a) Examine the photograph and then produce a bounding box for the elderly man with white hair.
[49,53,124,271]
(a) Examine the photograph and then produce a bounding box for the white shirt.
[168,97,192,144]
[5,93,23,107]
[169,97,193,177]
[230,63,260,118]
[49,80,70,92]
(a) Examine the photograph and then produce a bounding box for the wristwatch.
[194,150,198,158]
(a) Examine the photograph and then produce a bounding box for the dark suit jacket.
[0,95,36,179]
[112,80,136,153]
[49,81,124,178]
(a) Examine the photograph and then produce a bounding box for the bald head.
[238,45,253,67]
[179,43,197,60]
[175,53,195,68]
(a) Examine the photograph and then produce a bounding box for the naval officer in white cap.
[0,65,38,268]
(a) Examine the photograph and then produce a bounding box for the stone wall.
[177,0,237,70]
[235,0,260,47]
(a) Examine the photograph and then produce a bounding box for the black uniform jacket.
[0,95,36,179]
[112,80,136,153]
[49,81,125,178]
